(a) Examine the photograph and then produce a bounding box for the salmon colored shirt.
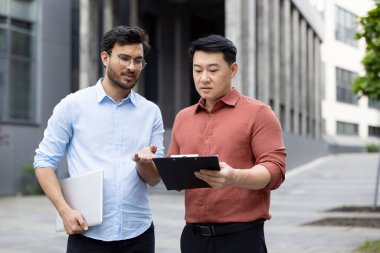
[167,88,286,223]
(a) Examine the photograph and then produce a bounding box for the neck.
[102,78,130,104]
[205,100,215,111]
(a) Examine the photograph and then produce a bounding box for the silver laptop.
[55,169,103,232]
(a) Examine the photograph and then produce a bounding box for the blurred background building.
[317,0,380,152]
[0,0,377,195]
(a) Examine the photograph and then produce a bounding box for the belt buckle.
[198,225,216,236]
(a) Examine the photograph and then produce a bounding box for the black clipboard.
[152,155,220,190]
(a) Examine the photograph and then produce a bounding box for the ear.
[230,62,238,78]
[100,51,110,68]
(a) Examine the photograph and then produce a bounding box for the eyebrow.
[193,63,220,68]
[118,53,144,59]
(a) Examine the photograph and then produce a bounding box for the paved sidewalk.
[266,153,380,253]
[0,153,379,253]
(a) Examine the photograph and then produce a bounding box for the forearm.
[136,162,161,186]
[232,164,271,190]
[35,167,71,215]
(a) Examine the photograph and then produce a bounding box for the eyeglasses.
[108,53,147,70]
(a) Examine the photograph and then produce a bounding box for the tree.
[353,1,380,211]
[353,2,380,100]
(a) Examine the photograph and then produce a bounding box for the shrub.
[23,161,44,195]
[367,143,380,153]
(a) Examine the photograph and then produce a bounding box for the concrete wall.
[0,0,71,195]
[284,132,328,170]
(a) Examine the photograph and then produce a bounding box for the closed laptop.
[55,169,103,232]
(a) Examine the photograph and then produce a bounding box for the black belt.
[188,218,265,237]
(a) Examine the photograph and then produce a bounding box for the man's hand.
[195,162,272,190]
[194,162,236,189]
[61,207,88,235]
[132,145,161,186]
[132,145,157,164]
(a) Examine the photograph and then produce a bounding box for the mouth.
[200,87,212,92]
[121,73,135,81]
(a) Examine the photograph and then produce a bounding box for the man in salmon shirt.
[167,34,286,253]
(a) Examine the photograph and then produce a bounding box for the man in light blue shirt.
[34,26,164,253]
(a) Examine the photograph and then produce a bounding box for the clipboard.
[152,155,220,190]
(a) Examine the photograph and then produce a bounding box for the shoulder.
[170,104,198,129]
[132,91,161,111]
[238,95,272,114]
[240,95,267,107]
[175,104,198,119]
[70,85,96,101]
[53,85,96,113]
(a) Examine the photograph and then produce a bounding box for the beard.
[106,64,139,91]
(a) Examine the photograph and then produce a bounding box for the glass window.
[10,0,35,21]
[0,28,6,53]
[336,67,358,105]
[369,98,380,110]
[9,59,32,120]
[336,121,358,136]
[0,0,35,124]
[335,5,358,47]
[11,27,32,57]
[369,126,380,138]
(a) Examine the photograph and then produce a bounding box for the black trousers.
[180,223,267,253]
[66,223,154,253]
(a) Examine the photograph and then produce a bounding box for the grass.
[354,240,380,253]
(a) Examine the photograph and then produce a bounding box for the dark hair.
[188,34,237,65]
[101,26,151,55]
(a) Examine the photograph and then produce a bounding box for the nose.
[126,60,137,71]
[200,71,210,83]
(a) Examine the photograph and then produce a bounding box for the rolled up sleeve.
[34,96,73,170]
[251,105,286,191]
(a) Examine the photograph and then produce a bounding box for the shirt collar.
[95,79,107,103]
[195,87,241,113]
[95,78,137,106]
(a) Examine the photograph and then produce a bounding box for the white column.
[270,0,280,116]
[256,0,270,103]
[79,0,99,89]
[225,0,255,98]
[291,9,300,134]
[103,0,113,32]
[129,0,138,26]
[283,0,291,132]
[314,37,321,139]
[307,28,315,138]
[300,19,308,136]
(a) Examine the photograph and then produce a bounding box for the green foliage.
[22,161,44,195]
[353,3,380,100]
[354,240,380,253]
[367,143,380,152]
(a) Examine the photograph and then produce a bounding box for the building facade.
[320,0,380,152]
[0,0,71,195]
[0,0,325,195]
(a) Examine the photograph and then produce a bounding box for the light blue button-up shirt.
[34,79,164,241]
